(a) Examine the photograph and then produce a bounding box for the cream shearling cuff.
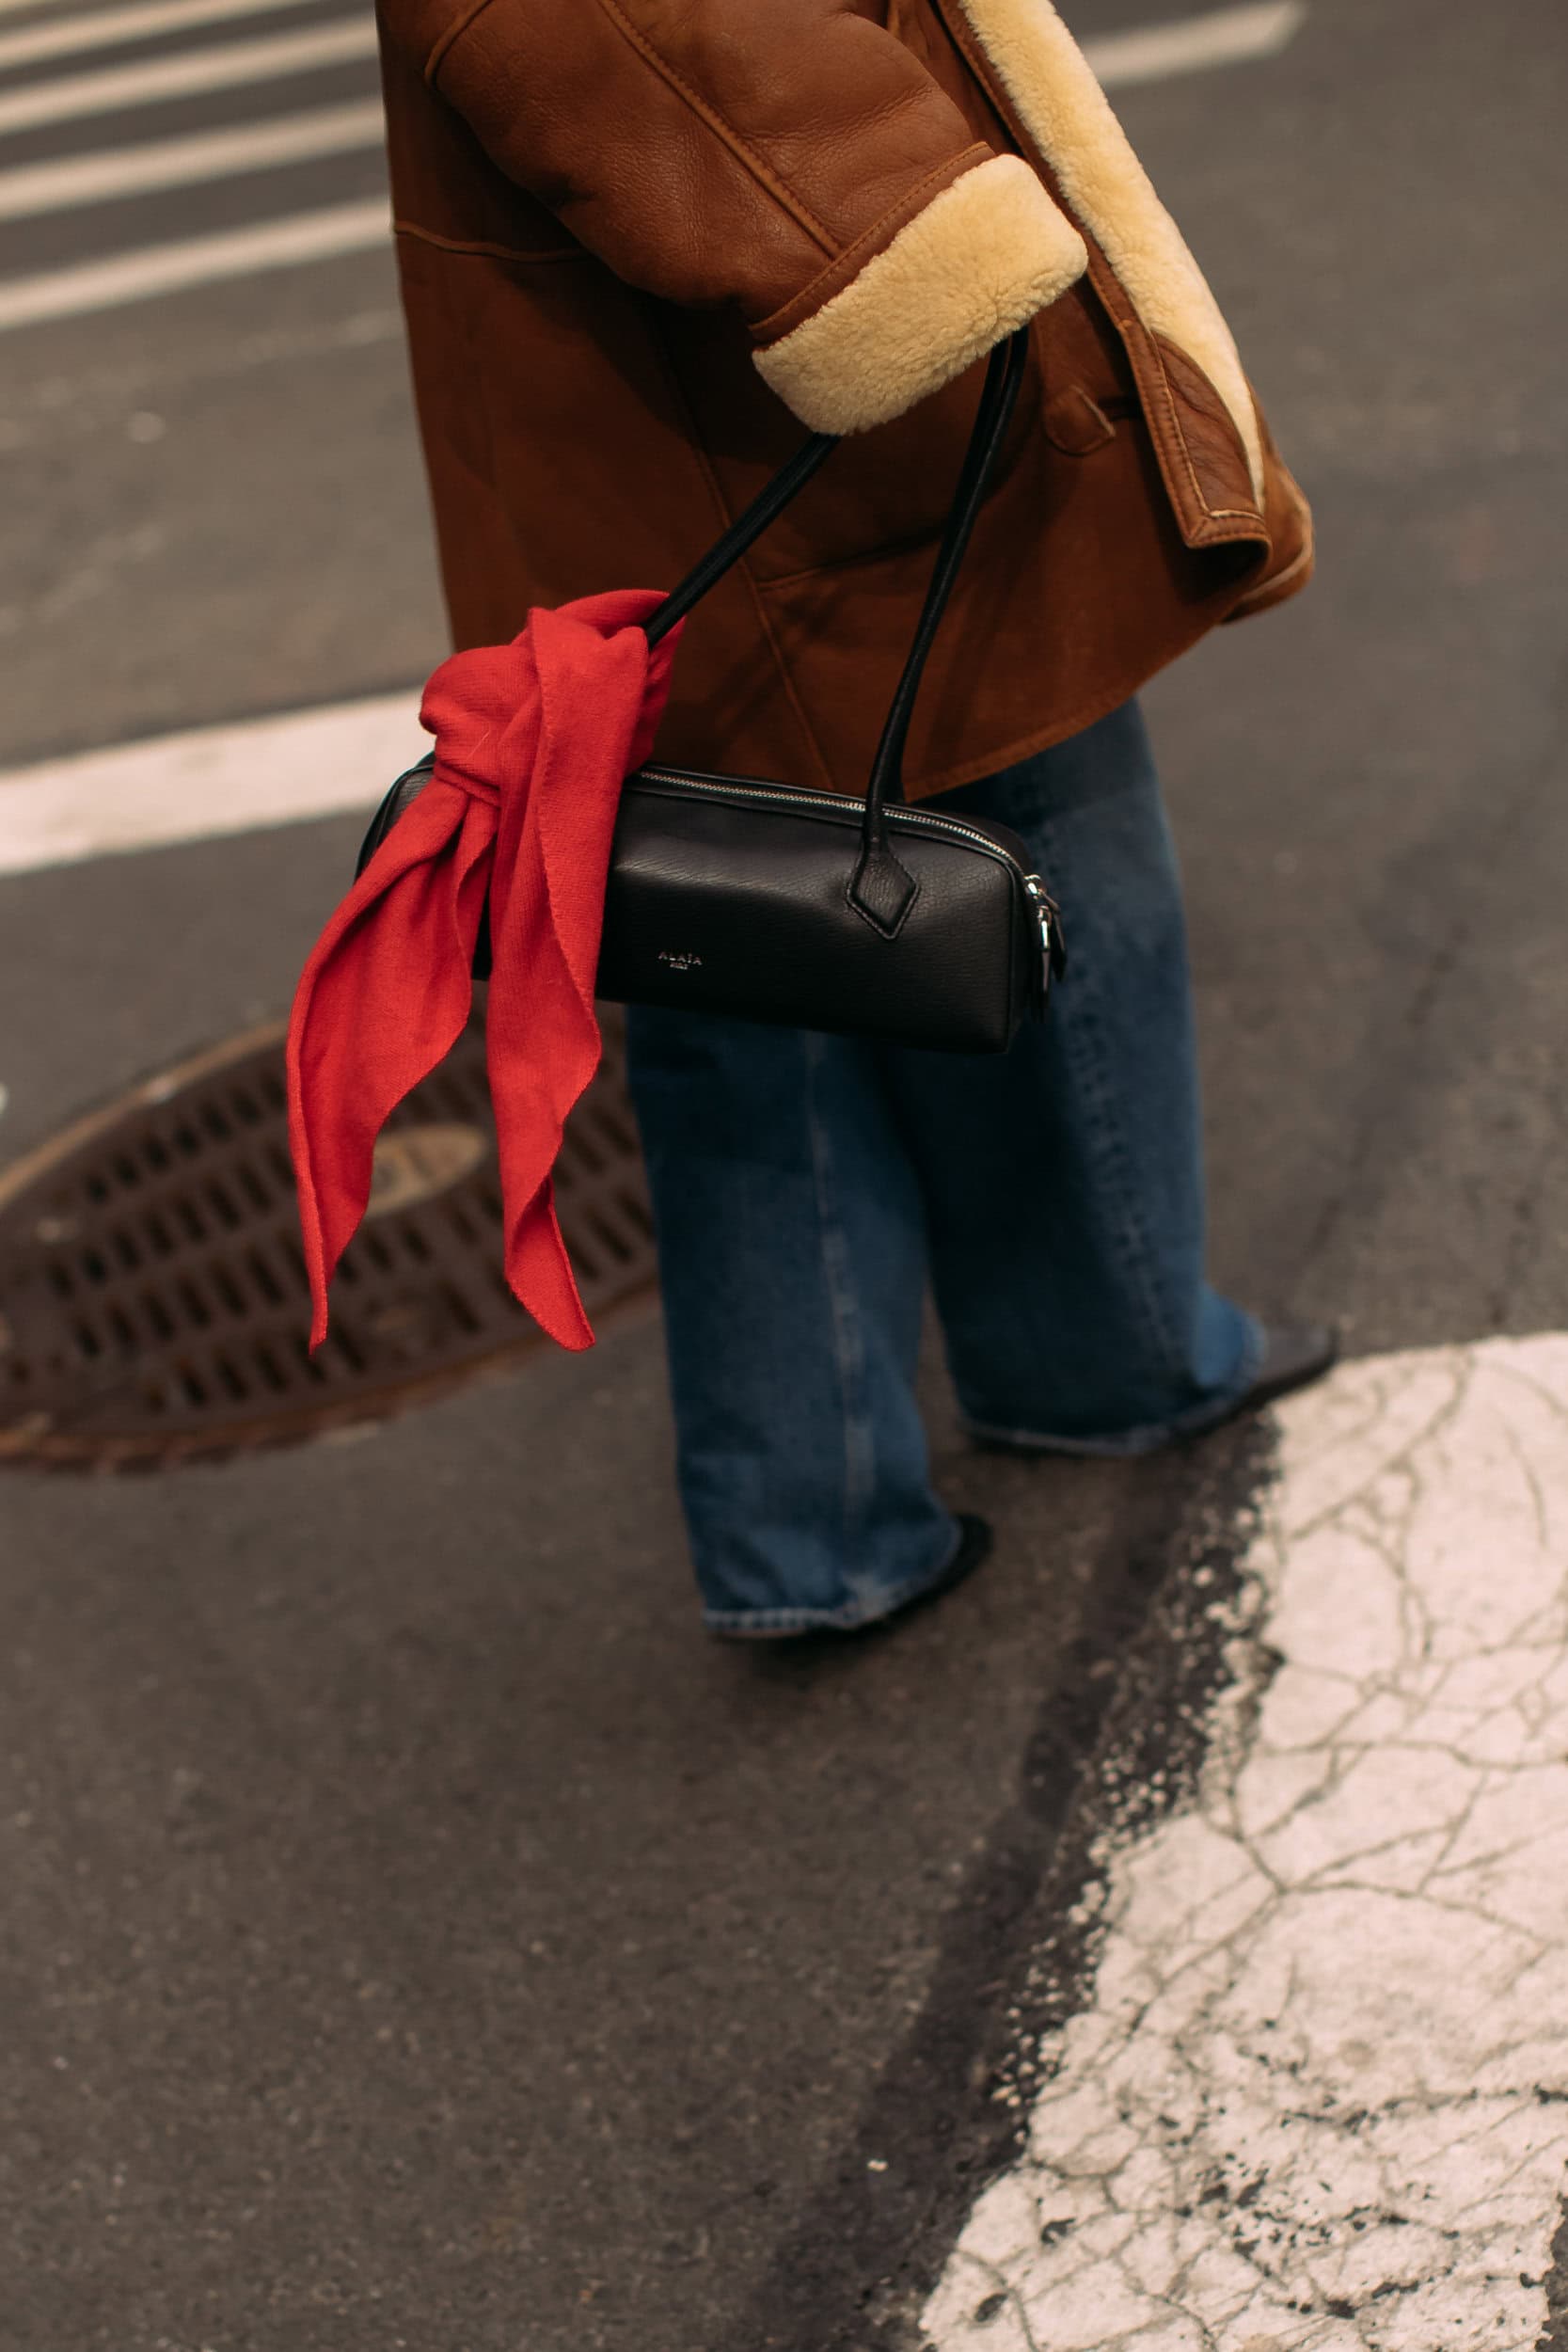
[952,0,1265,500]
[752,154,1085,436]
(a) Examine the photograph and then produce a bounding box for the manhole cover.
[0,1009,657,1469]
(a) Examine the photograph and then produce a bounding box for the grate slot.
[234,1162,271,1213]
[176,1277,213,1329]
[142,1208,176,1258]
[141,1292,177,1343]
[245,1247,287,1306]
[441,1282,482,1338]
[173,1197,207,1246]
[210,1262,248,1318]
[204,1179,243,1232]
[441,1197,480,1248]
[581,1208,636,1267]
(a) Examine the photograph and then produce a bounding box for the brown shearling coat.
[374,0,1312,801]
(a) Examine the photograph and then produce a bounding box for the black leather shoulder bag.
[357,328,1065,1057]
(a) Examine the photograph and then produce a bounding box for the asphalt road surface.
[2,2,1566,2348]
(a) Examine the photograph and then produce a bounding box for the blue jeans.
[625,702,1261,1634]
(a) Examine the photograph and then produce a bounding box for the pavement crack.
[923,1339,1568,2351]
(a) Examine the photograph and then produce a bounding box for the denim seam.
[1029,804,1188,1384]
[802,1032,875,1566]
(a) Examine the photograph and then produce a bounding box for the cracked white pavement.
[925,1334,1568,2352]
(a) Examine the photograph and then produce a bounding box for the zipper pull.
[1024,876,1069,982]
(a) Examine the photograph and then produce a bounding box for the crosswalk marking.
[0,691,420,877]
[0,0,324,75]
[1088,0,1306,88]
[0,96,382,218]
[0,193,387,330]
[0,2,1309,346]
[0,13,376,135]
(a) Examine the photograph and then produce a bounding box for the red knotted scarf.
[286,589,681,1353]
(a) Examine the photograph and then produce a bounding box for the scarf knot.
[286,590,680,1353]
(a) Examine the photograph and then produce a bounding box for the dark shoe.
[1240,1320,1339,1416]
[963,1323,1340,1460]
[811,1512,993,1641]
[873,1511,993,1632]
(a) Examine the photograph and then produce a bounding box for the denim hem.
[702,1519,965,1641]
[960,1321,1267,1462]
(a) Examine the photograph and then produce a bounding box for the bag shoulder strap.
[644,330,1028,820]
[642,432,836,650]
[865,330,1028,812]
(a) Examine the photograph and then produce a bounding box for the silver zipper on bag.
[1023,872,1068,979]
[634,766,1068,983]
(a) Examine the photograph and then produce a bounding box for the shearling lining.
[954,0,1265,500]
[753,154,1085,435]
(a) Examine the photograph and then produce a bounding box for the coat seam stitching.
[1132,320,1219,522]
[588,0,839,259]
[392,219,581,263]
[1149,330,1257,521]
[423,0,496,87]
[926,0,1259,533]
[751,143,992,343]
[1132,320,1256,527]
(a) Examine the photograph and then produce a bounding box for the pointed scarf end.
[510,1275,596,1353]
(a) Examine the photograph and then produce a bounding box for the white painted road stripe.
[0,194,388,329]
[0,0,324,74]
[926,1332,1568,2352]
[1086,0,1307,89]
[0,3,1308,331]
[0,15,376,135]
[0,97,383,218]
[0,691,420,875]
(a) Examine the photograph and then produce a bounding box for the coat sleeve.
[386,0,1087,434]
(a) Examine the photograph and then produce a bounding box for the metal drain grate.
[0,1009,657,1469]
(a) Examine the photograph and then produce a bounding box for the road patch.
[924,1335,1568,2351]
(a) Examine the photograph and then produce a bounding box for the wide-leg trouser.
[625,702,1260,1632]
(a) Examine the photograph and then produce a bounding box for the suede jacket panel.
[375,0,1312,798]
